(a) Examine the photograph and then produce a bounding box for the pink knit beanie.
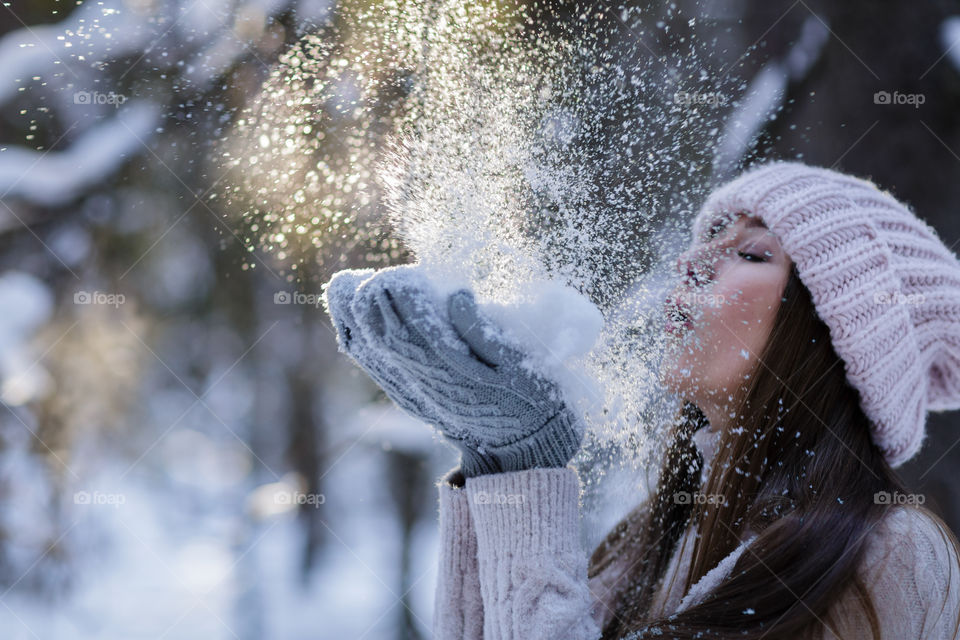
[692,161,960,468]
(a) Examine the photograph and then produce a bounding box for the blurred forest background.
[1,0,960,638]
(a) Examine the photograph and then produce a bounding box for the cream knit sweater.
[432,430,960,639]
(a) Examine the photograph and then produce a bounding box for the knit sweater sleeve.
[823,506,960,640]
[462,467,603,640]
[433,472,485,640]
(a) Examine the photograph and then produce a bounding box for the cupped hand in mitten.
[323,265,584,477]
[322,268,444,424]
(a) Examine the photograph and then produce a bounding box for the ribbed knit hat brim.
[692,161,960,467]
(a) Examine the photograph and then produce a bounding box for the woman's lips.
[664,294,693,333]
[664,315,693,334]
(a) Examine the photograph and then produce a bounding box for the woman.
[323,161,960,639]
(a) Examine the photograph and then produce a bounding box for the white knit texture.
[433,467,960,639]
[464,468,601,640]
[430,437,759,638]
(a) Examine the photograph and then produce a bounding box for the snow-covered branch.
[0,101,161,207]
[0,0,332,208]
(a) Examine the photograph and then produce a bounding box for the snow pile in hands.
[403,262,604,397]
[477,279,603,369]
[476,276,606,417]
[323,261,605,413]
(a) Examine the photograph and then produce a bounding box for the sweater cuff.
[435,480,484,639]
[465,467,582,557]
[438,480,476,568]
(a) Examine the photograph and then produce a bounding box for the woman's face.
[661,210,793,431]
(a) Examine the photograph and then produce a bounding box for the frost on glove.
[322,265,585,477]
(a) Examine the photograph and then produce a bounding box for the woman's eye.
[738,251,766,262]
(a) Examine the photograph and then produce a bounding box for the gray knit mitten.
[321,268,444,424]
[323,266,584,477]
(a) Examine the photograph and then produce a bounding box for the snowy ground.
[0,434,442,640]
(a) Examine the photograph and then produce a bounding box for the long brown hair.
[589,263,960,638]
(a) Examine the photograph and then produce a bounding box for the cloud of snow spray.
[220,1,737,502]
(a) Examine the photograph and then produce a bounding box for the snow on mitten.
[347,266,584,477]
[322,268,444,424]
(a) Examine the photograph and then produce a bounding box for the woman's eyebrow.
[703,212,767,240]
